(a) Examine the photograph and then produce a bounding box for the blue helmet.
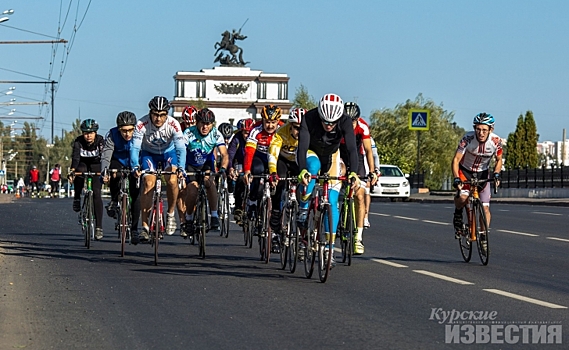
[473,112,494,128]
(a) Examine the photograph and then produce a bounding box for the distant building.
[171,66,293,125]
[537,140,569,166]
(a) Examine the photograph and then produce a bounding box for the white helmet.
[318,93,344,123]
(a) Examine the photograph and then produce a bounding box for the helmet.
[116,111,136,127]
[473,112,495,128]
[318,93,344,123]
[237,118,255,132]
[32,165,37,169]
[218,123,234,139]
[288,107,306,124]
[148,96,170,112]
[196,108,215,123]
[80,119,99,132]
[261,104,282,121]
[344,102,361,121]
[181,106,198,125]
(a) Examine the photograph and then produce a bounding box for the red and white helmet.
[318,93,344,123]
[182,106,198,125]
[288,107,306,124]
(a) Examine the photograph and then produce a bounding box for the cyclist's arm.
[493,153,503,175]
[214,132,229,170]
[451,151,464,179]
[70,138,81,170]
[297,113,310,170]
[340,116,359,174]
[227,135,240,169]
[100,130,115,172]
[242,133,258,173]
[172,126,187,171]
[267,132,283,174]
[130,125,144,169]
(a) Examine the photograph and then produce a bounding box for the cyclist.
[452,112,503,247]
[228,118,255,224]
[267,107,305,234]
[242,105,283,226]
[297,94,361,265]
[69,119,105,240]
[182,109,228,235]
[176,105,199,231]
[101,111,141,244]
[130,96,187,241]
[217,122,235,145]
[340,102,378,255]
[363,136,381,228]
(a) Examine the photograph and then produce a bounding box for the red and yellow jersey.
[268,123,298,174]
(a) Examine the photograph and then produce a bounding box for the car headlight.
[402,181,409,187]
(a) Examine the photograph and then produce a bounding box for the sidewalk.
[371,191,569,207]
[0,193,14,204]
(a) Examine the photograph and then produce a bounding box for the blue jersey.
[184,126,226,167]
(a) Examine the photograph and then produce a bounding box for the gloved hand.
[452,177,462,189]
[176,167,186,179]
[368,171,378,185]
[219,167,226,175]
[348,171,361,190]
[493,172,501,180]
[269,172,279,185]
[298,169,311,186]
[67,168,76,180]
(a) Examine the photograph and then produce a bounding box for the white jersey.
[456,131,503,172]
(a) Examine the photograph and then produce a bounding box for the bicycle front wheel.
[288,201,299,273]
[85,193,94,249]
[198,199,207,259]
[474,201,490,265]
[303,204,316,279]
[458,207,472,262]
[279,205,290,270]
[317,204,334,283]
[219,188,230,238]
[344,199,355,266]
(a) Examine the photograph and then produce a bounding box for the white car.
[374,165,410,200]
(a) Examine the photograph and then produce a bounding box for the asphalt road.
[0,198,567,349]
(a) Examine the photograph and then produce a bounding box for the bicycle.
[337,176,359,266]
[301,173,348,283]
[249,174,273,263]
[184,170,212,259]
[109,168,134,257]
[73,171,100,249]
[275,177,300,272]
[216,172,230,238]
[139,163,177,266]
[455,174,497,266]
[241,183,254,248]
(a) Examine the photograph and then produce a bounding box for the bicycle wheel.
[317,204,334,283]
[303,202,317,279]
[345,199,355,266]
[219,186,230,238]
[85,193,94,249]
[258,198,269,263]
[458,207,472,262]
[152,199,162,266]
[339,200,348,263]
[120,194,129,257]
[288,201,299,273]
[474,201,490,265]
[198,198,207,259]
[279,206,290,270]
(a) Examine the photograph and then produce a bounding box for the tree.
[369,94,464,189]
[292,84,317,110]
[523,111,539,168]
[504,111,539,169]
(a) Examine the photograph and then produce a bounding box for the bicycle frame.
[74,171,99,249]
[250,174,273,263]
[110,168,132,257]
[186,170,212,258]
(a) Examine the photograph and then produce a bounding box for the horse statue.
[214,29,249,66]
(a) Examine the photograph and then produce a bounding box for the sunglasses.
[151,111,168,119]
[291,125,301,130]
[322,120,337,126]
[119,128,135,134]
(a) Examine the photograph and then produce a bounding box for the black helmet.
[116,111,137,127]
[80,119,99,132]
[196,108,215,123]
[148,96,170,112]
[344,102,361,121]
[218,123,234,139]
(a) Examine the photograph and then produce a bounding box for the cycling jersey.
[297,108,359,173]
[184,125,225,167]
[130,114,186,170]
[243,124,278,172]
[101,127,132,170]
[227,132,247,169]
[268,122,298,174]
[341,117,371,154]
[71,134,104,169]
[456,131,503,172]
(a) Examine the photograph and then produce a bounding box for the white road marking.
[372,259,408,268]
[369,212,390,217]
[413,270,474,285]
[546,237,569,243]
[483,289,567,309]
[393,216,419,221]
[532,211,562,216]
[497,229,539,237]
[422,220,450,225]
[497,209,510,212]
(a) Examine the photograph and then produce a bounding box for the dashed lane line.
[532,211,563,216]
[422,220,450,225]
[497,229,539,237]
[393,216,419,221]
[369,213,390,217]
[483,289,567,309]
[413,270,474,285]
[371,259,408,268]
[546,237,569,243]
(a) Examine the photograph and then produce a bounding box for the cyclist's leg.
[90,163,104,229]
[72,163,87,211]
[139,151,158,232]
[353,157,367,253]
[183,169,200,236]
[479,181,492,228]
[248,156,265,213]
[128,172,141,232]
[162,150,179,216]
[453,169,469,231]
[270,157,289,229]
[233,173,245,222]
[203,164,221,230]
[299,150,321,210]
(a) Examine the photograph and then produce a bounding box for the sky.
[1,0,568,143]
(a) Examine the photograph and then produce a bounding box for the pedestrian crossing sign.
[409,109,430,131]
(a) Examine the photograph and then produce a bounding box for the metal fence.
[408,172,425,188]
[500,166,568,188]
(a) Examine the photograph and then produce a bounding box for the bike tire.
[153,199,162,266]
[346,199,355,266]
[303,202,316,279]
[458,207,473,262]
[85,192,94,249]
[474,201,490,265]
[317,204,334,283]
[120,194,128,257]
[198,199,206,259]
[258,198,269,262]
[339,200,347,263]
[288,201,299,273]
[223,189,230,238]
[279,206,289,270]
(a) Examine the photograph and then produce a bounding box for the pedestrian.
[49,163,61,197]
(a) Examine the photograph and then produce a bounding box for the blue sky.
[1,0,567,143]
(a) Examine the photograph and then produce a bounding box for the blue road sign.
[409,109,430,131]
